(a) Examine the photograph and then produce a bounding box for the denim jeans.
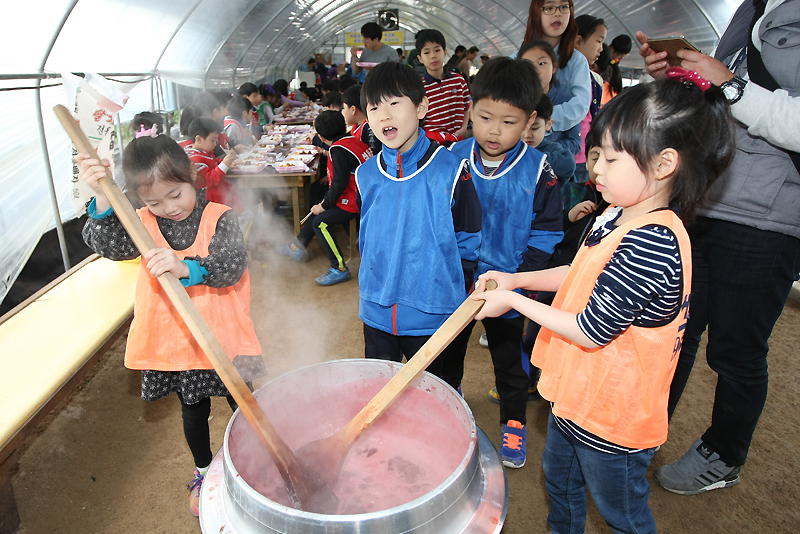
[667,217,800,466]
[543,413,657,534]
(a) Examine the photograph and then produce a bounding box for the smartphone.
[646,36,700,67]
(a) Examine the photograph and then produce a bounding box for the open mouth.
[383,126,398,140]
[485,141,500,151]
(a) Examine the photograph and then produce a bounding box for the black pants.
[297,206,357,270]
[668,217,800,466]
[483,316,528,425]
[363,323,471,388]
[177,389,244,469]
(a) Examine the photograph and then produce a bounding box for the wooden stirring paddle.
[296,280,497,487]
[53,105,338,514]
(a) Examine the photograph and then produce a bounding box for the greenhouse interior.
[1,0,798,533]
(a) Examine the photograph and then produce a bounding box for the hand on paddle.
[144,247,190,279]
[75,153,113,212]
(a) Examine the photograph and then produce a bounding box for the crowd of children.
[76,4,756,530]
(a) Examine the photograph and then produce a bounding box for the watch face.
[723,84,738,100]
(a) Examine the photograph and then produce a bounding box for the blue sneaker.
[499,420,526,468]
[315,267,351,286]
[277,241,309,262]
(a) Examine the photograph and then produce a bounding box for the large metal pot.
[200,359,507,533]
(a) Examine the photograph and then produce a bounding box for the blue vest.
[356,137,467,323]
[450,139,546,278]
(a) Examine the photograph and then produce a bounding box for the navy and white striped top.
[555,207,683,454]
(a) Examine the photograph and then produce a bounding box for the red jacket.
[185,146,243,214]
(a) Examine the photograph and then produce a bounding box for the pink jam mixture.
[228,376,471,515]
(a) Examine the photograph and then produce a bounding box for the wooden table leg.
[292,187,300,235]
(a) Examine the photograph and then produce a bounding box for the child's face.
[471,98,535,160]
[522,117,552,148]
[540,0,572,41]
[593,134,658,209]
[211,108,224,122]
[367,95,428,153]
[586,145,601,183]
[139,180,196,222]
[418,42,447,74]
[574,24,607,66]
[194,132,219,153]
[246,92,263,106]
[341,104,359,126]
[521,47,556,92]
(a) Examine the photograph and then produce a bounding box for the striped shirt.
[556,207,683,454]
[421,71,470,137]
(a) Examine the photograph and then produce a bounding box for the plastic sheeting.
[0,0,739,305]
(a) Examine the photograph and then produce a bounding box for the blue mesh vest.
[356,135,468,316]
[450,139,547,278]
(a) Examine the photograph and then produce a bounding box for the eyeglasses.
[541,4,573,15]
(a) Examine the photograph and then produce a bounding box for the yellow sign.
[347,30,404,47]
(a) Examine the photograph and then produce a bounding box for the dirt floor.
[9,225,800,533]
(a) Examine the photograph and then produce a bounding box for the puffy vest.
[327,135,372,213]
[531,209,692,449]
[125,203,262,371]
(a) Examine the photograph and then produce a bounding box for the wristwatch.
[720,76,747,105]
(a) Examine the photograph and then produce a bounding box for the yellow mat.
[0,256,138,448]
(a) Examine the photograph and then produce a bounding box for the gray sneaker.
[654,439,741,495]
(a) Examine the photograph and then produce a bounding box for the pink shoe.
[187,468,205,517]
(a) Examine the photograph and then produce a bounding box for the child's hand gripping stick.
[53,104,337,514]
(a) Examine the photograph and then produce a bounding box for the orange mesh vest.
[125,203,262,371]
[531,209,692,449]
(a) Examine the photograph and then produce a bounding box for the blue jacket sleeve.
[450,161,482,290]
[551,51,592,132]
[519,162,564,273]
[538,124,580,181]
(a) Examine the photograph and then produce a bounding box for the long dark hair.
[523,0,578,69]
[590,78,735,223]
[596,44,622,95]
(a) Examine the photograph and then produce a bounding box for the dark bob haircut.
[314,110,348,140]
[361,62,426,110]
[187,117,221,140]
[590,77,735,223]
[238,82,259,96]
[321,91,343,110]
[415,29,446,52]
[470,56,543,116]
[226,96,252,120]
[122,135,193,200]
[575,14,606,40]
[534,93,553,122]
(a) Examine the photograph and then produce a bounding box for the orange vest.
[125,203,262,371]
[531,209,692,449]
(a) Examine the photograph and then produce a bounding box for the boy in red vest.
[278,110,372,286]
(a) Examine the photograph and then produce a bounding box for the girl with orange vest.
[471,72,734,534]
[76,135,264,518]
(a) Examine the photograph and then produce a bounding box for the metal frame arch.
[228,0,344,87]
[152,0,205,74]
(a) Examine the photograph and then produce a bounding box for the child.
[76,135,266,517]
[278,111,372,285]
[194,91,232,156]
[321,91,343,111]
[177,103,199,149]
[472,73,734,533]
[356,61,482,384]
[223,96,256,149]
[238,82,265,135]
[255,84,285,128]
[523,0,591,133]
[416,29,470,140]
[449,57,564,469]
[523,94,577,180]
[129,111,164,138]
[341,84,382,155]
[573,14,607,184]
[185,117,254,237]
[598,44,624,105]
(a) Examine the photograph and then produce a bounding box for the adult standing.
[456,46,480,76]
[524,0,591,133]
[637,0,800,495]
[446,45,466,70]
[350,22,399,83]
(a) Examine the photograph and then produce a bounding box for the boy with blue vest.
[356,61,482,383]
[449,57,564,468]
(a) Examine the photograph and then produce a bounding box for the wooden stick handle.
[344,280,498,437]
[52,105,306,493]
[300,211,312,225]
